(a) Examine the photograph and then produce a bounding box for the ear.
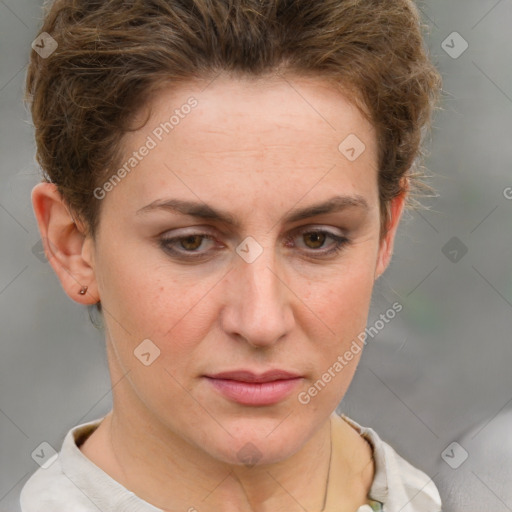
[31,182,100,305]
[374,189,407,280]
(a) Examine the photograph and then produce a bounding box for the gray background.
[1,1,511,510]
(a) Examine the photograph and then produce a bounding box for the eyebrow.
[136,194,369,227]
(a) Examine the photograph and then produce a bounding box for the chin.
[203,421,309,468]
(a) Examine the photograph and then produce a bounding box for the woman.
[21,0,443,510]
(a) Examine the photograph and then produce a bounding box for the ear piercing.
[79,285,88,295]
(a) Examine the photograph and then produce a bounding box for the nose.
[219,246,295,349]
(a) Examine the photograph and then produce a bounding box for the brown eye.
[286,228,350,258]
[160,233,218,260]
[303,231,327,249]
[179,235,204,251]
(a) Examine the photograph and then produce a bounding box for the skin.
[31,73,405,512]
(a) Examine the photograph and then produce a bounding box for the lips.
[203,369,303,406]
[204,369,302,383]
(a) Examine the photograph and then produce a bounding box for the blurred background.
[1,1,511,510]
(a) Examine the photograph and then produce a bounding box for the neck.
[84,407,334,512]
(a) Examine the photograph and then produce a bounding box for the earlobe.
[31,182,100,305]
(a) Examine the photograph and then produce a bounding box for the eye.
[286,228,350,257]
[175,234,208,251]
[159,233,218,259]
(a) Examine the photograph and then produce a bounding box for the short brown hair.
[26,0,442,302]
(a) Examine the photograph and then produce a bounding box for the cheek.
[305,255,377,339]
[96,237,201,329]
[298,269,375,407]
[96,248,222,376]
[96,252,214,406]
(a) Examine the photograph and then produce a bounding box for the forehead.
[109,74,379,214]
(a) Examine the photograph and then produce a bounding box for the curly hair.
[25,0,442,317]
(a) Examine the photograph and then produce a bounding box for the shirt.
[19,412,442,512]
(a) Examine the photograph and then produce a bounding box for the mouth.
[203,369,304,406]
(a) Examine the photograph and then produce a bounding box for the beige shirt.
[20,412,442,512]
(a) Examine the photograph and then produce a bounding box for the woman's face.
[81,74,402,465]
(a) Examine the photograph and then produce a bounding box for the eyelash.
[159,228,350,261]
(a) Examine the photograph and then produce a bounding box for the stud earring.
[79,285,88,295]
